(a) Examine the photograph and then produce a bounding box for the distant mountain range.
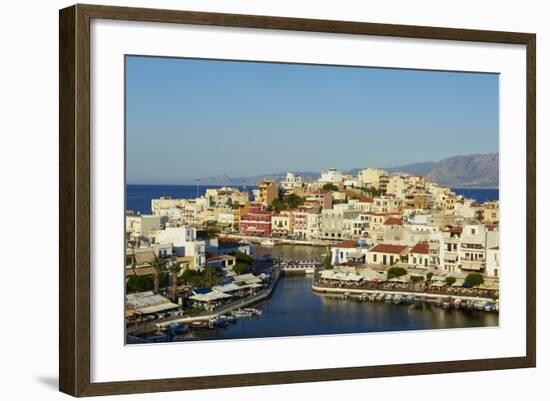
[185,153,498,188]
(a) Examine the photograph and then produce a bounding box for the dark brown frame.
[59,3,536,397]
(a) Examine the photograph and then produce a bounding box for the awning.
[137,302,180,314]
[189,292,232,302]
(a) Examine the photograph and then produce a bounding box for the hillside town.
[125,167,500,338]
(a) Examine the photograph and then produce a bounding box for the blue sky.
[126,56,498,184]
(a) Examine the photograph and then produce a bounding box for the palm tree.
[169,261,182,302]
[150,255,171,294]
[201,266,221,288]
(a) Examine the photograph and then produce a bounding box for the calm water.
[127,185,498,214]
[452,188,498,203]
[171,245,498,342]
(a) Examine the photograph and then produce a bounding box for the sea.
[126,184,499,215]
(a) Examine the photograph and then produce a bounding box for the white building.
[151,227,206,269]
[319,168,343,184]
[486,246,500,277]
[280,172,303,191]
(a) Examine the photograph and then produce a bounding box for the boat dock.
[312,283,495,304]
[136,268,282,333]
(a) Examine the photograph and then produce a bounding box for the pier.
[129,268,281,335]
[312,283,495,304]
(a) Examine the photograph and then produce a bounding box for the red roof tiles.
[370,244,408,254]
[333,240,359,248]
[410,243,429,255]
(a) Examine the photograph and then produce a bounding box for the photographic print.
[124,56,500,344]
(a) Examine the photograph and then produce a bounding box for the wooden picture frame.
[59,3,536,397]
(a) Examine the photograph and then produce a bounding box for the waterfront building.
[239,203,272,237]
[150,226,206,269]
[271,211,294,236]
[306,211,321,239]
[319,207,361,240]
[331,239,371,265]
[206,254,237,269]
[408,242,430,268]
[458,222,486,273]
[486,246,500,277]
[367,243,409,266]
[217,237,252,255]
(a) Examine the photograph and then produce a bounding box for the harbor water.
[166,245,498,342]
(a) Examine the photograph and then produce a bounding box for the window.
[373,254,377,262]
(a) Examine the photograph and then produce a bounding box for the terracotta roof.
[384,217,403,226]
[333,240,359,248]
[360,196,374,203]
[370,244,408,254]
[410,243,429,254]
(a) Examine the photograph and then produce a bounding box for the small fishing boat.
[442,300,451,309]
[493,301,499,312]
[403,294,415,305]
[435,298,444,307]
[375,293,385,302]
[484,301,494,312]
[474,300,486,310]
[384,294,393,303]
[453,298,464,309]
[189,320,209,330]
[168,323,188,335]
[243,308,262,316]
[218,314,237,323]
[260,239,276,247]
[232,309,253,318]
[392,295,404,305]
[368,293,378,302]
[209,317,229,329]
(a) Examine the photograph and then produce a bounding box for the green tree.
[322,183,339,192]
[323,253,333,270]
[387,267,407,280]
[231,251,253,266]
[201,266,222,288]
[149,255,171,294]
[464,273,484,287]
[445,276,457,287]
[426,272,434,281]
[410,275,424,283]
[284,193,304,209]
[126,275,153,293]
[233,263,249,275]
[169,261,181,302]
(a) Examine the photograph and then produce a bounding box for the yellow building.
[259,179,278,206]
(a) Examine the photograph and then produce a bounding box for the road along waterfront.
[135,244,498,343]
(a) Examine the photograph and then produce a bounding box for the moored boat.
[168,323,188,335]
[232,309,253,318]
[403,294,415,305]
[189,320,209,330]
[392,295,404,305]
